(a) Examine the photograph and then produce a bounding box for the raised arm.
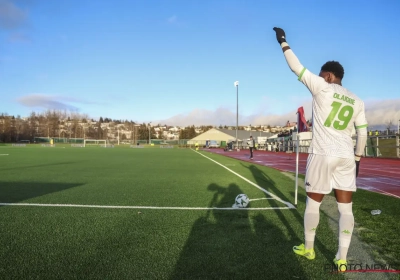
[273,27,304,77]
[273,27,328,96]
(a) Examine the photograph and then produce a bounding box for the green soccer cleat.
[333,258,347,272]
[293,243,315,260]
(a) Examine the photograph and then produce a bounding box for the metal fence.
[108,139,191,145]
[254,135,400,158]
[34,137,84,143]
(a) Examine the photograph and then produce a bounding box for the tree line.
[0,110,215,143]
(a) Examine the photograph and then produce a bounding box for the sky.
[1,0,400,130]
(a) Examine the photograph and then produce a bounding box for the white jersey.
[298,69,368,159]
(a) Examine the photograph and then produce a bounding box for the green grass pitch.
[0,145,398,279]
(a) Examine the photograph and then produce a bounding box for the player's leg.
[304,192,324,248]
[332,158,356,271]
[293,192,323,260]
[293,154,333,260]
[304,154,333,250]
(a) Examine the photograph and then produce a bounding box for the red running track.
[205,148,400,199]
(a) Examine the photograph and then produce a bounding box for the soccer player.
[248,136,255,159]
[272,27,368,271]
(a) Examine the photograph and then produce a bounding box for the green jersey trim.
[298,68,306,81]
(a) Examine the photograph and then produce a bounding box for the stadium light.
[148,122,152,144]
[234,81,239,151]
[81,124,86,140]
[133,124,140,145]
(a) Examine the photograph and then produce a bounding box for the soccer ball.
[233,194,250,208]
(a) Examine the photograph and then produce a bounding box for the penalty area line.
[0,203,292,211]
[192,149,295,209]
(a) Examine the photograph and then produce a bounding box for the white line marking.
[0,203,292,210]
[193,150,295,209]
[249,198,275,201]
[0,154,9,156]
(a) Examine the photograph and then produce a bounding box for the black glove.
[355,160,360,177]
[273,27,286,44]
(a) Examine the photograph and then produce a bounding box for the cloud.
[156,107,302,127]
[156,98,400,128]
[167,15,177,24]
[17,94,98,112]
[0,0,27,30]
[364,98,400,128]
[166,15,188,28]
[156,108,235,126]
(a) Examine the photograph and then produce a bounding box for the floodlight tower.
[398,119,400,135]
[133,124,140,145]
[148,122,152,144]
[234,81,239,151]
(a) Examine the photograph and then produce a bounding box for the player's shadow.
[0,181,84,204]
[169,182,305,279]
[244,163,335,265]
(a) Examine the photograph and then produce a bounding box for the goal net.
[84,139,107,147]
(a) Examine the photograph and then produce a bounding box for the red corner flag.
[297,107,309,132]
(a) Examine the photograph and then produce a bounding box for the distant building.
[187,128,273,146]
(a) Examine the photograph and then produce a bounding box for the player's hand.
[355,155,361,177]
[273,27,286,44]
[355,161,360,177]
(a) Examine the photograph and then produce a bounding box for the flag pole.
[295,133,299,206]
[295,111,299,206]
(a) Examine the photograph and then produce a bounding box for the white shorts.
[305,154,356,194]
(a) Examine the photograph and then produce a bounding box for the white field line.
[193,149,295,209]
[0,154,9,156]
[0,151,295,210]
[249,198,275,201]
[0,203,292,211]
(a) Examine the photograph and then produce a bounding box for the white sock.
[304,197,321,250]
[335,202,354,261]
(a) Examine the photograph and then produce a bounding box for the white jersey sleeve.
[354,101,368,129]
[283,49,329,96]
[298,68,330,96]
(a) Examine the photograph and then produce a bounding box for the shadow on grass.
[169,182,306,279]
[0,181,83,203]
[244,163,337,267]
